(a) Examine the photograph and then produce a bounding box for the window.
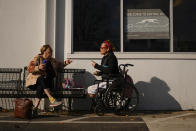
[73,0,120,52]
[173,0,196,52]
[123,0,170,52]
[72,0,196,53]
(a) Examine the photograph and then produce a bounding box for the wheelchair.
[93,64,139,116]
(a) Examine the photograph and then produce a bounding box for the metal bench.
[0,68,23,98]
[0,67,87,111]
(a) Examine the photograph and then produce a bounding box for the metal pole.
[120,0,124,52]
[170,0,174,52]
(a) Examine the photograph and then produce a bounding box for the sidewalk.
[0,110,196,131]
[142,110,196,131]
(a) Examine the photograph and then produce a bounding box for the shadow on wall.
[72,71,97,110]
[135,77,182,110]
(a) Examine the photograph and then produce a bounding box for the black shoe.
[32,108,38,118]
[89,103,95,112]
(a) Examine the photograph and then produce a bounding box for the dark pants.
[28,76,53,99]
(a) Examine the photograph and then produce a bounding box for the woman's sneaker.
[49,100,62,107]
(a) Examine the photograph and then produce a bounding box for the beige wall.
[67,59,196,110]
[0,0,196,111]
[0,0,46,68]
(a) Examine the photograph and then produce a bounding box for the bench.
[0,67,87,111]
[0,68,23,98]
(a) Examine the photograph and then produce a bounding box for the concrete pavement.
[0,110,195,131]
[142,111,196,131]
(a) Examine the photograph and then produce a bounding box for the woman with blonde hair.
[26,44,72,117]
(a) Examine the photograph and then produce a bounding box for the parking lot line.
[60,116,90,122]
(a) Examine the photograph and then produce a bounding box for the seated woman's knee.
[37,76,45,83]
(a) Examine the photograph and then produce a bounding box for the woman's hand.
[39,64,45,70]
[91,60,97,67]
[65,58,72,65]
[93,71,99,76]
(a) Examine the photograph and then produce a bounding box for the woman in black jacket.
[87,40,119,98]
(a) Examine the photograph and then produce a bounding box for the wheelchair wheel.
[113,91,125,110]
[124,85,139,112]
[104,89,125,111]
[94,104,105,116]
[105,90,128,115]
[104,89,113,108]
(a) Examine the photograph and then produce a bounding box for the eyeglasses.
[100,47,107,49]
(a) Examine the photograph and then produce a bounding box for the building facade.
[0,0,196,110]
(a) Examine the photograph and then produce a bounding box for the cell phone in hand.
[42,60,47,64]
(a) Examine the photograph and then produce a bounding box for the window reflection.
[123,0,170,52]
[73,0,120,52]
[174,0,196,52]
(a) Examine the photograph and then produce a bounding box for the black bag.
[109,76,124,91]
[45,61,56,78]
[14,98,33,119]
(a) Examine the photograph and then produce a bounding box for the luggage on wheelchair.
[123,75,134,98]
[109,75,133,98]
[108,76,124,91]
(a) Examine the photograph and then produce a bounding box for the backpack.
[62,78,83,89]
